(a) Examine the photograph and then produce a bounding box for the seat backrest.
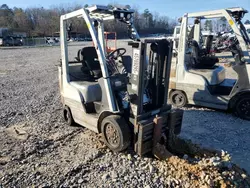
[80,47,102,78]
[191,40,200,60]
[81,46,98,59]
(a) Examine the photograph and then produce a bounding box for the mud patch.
[0,156,10,165]
[0,70,11,76]
[5,124,29,140]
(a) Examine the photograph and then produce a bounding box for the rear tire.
[233,94,250,121]
[101,115,131,152]
[169,90,187,108]
[63,106,75,126]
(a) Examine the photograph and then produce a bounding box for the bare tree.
[0,3,176,37]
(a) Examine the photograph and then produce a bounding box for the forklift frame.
[59,5,183,156]
[169,7,250,119]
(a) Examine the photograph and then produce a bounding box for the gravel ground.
[0,42,249,187]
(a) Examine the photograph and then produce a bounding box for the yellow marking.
[228,19,234,26]
[87,23,91,28]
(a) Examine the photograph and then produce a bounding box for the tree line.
[0,3,177,38]
[204,18,250,32]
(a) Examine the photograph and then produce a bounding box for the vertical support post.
[177,15,188,82]
[81,9,117,111]
[163,40,173,105]
[194,21,201,44]
[98,21,107,56]
[115,32,117,50]
[60,16,70,83]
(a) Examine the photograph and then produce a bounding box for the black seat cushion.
[194,56,219,69]
[80,47,102,78]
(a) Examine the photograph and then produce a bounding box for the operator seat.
[70,47,102,103]
[190,40,218,69]
[188,38,225,85]
[80,47,102,79]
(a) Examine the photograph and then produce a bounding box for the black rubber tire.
[233,94,250,121]
[63,106,75,126]
[101,115,131,152]
[169,90,187,108]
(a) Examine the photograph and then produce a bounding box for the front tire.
[233,94,250,121]
[101,115,131,152]
[63,106,75,126]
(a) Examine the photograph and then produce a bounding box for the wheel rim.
[173,93,185,106]
[237,98,250,118]
[104,123,120,147]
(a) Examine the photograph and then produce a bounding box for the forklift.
[169,7,250,120]
[59,5,183,157]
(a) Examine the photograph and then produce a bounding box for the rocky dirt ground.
[0,42,250,188]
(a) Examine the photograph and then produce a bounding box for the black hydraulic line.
[149,50,154,79]
[155,53,160,106]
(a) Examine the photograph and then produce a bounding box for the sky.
[3,0,250,21]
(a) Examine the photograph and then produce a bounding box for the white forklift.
[58,5,183,157]
[169,7,250,120]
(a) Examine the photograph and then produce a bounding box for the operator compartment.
[68,42,134,113]
[67,47,102,104]
[185,23,226,86]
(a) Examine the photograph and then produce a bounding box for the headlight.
[126,14,131,19]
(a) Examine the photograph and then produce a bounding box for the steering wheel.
[107,48,126,60]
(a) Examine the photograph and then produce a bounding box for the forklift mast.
[127,39,183,156]
[128,40,172,116]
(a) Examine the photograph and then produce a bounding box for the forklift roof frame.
[60,5,140,112]
[187,7,248,19]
